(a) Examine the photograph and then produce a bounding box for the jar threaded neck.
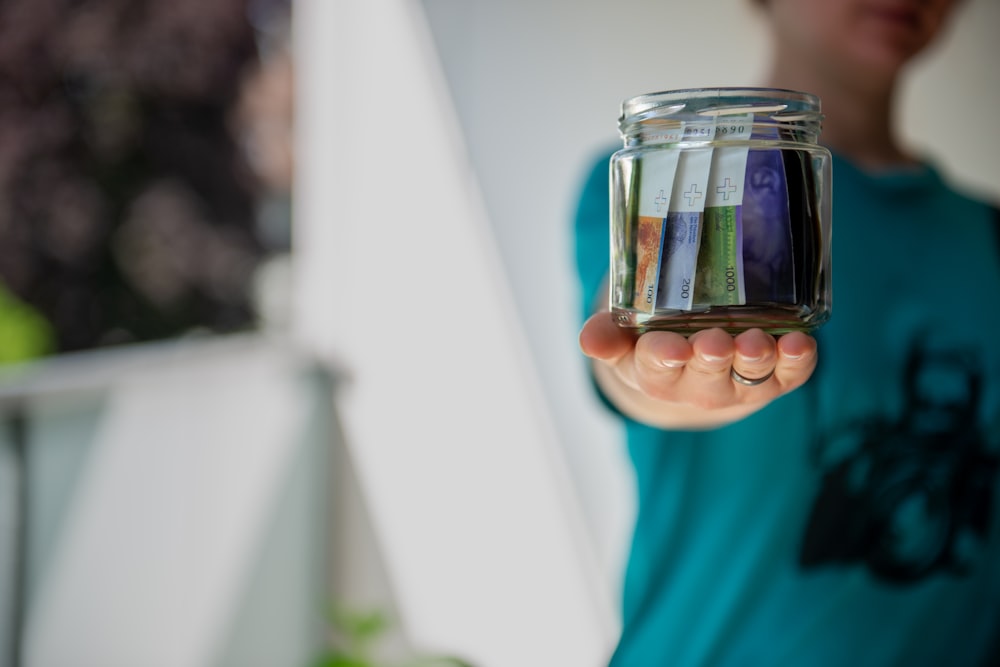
[619,87,823,147]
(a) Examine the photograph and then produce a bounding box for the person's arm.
[579,285,818,430]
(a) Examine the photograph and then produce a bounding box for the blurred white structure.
[294,0,617,665]
[0,336,333,667]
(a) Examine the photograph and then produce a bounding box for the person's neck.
[765,60,917,171]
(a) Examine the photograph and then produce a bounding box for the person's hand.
[579,310,818,430]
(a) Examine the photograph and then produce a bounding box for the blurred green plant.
[311,606,475,667]
[0,283,54,364]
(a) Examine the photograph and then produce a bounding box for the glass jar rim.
[620,87,821,124]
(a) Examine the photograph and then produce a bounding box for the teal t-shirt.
[574,150,1000,666]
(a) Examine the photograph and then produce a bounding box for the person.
[574,0,1000,665]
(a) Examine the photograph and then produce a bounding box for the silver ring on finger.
[730,366,775,387]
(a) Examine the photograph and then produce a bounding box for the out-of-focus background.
[0,0,997,665]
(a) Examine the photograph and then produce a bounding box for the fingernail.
[699,353,728,364]
[661,359,686,368]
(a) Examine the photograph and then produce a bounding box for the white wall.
[419,0,1000,597]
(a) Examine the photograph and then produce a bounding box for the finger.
[685,328,737,382]
[773,331,818,390]
[652,328,738,409]
[731,328,778,385]
[579,311,636,361]
[629,330,693,399]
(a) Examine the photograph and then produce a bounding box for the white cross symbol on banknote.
[716,177,737,200]
[684,184,703,207]
[654,189,668,211]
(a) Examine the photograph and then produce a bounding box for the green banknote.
[694,204,744,305]
[694,114,753,305]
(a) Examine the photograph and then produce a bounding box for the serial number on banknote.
[684,125,715,139]
[716,124,748,136]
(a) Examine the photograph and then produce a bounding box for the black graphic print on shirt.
[799,341,999,584]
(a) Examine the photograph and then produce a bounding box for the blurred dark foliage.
[0,0,287,353]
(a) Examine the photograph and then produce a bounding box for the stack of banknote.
[628,115,800,314]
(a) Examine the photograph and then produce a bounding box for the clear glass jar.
[610,87,832,334]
